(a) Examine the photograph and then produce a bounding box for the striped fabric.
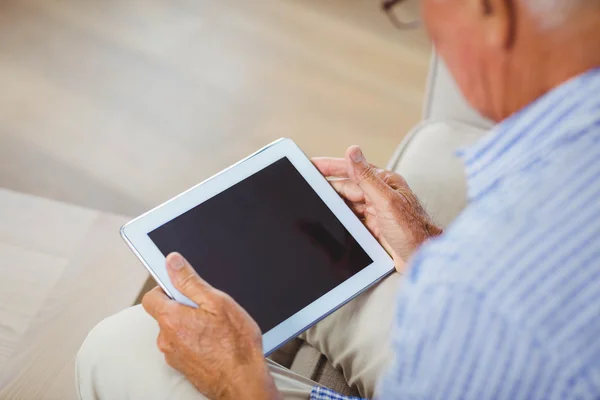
[311,67,600,400]
[310,386,365,399]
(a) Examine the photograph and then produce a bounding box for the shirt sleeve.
[310,386,367,400]
[376,257,558,400]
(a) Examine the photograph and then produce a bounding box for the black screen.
[149,157,372,333]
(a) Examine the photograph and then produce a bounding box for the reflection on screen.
[148,157,373,333]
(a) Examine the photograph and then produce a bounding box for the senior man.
[77,0,600,399]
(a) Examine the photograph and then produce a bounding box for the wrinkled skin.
[142,145,440,399]
[142,253,281,400]
[313,145,442,272]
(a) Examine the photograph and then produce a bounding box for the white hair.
[524,0,592,28]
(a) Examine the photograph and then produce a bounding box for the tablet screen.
[148,157,373,333]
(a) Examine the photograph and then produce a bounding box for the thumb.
[346,146,395,205]
[166,252,213,303]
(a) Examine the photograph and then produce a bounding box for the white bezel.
[121,138,394,355]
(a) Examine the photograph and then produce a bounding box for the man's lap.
[76,272,402,399]
[77,305,316,399]
[300,272,401,397]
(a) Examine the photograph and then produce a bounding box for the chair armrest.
[388,120,488,228]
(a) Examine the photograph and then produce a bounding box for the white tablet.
[121,138,394,355]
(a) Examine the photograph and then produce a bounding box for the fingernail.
[167,253,185,270]
[350,147,364,163]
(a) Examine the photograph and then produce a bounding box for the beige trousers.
[76,272,402,399]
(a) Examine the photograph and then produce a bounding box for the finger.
[156,331,173,354]
[312,157,380,178]
[364,205,376,216]
[166,252,214,304]
[329,179,365,203]
[380,170,409,191]
[311,157,349,178]
[142,286,174,319]
[350,202,367,217]
[345,146,396,206]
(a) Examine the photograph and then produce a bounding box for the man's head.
[420,0,600,121]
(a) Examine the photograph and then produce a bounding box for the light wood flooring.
[0,189,149,399]
[0,0,431,218]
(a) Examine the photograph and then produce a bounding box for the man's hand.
[142,252,281,400]
[313,146,442,272]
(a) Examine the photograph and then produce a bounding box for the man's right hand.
[313,145,442,272]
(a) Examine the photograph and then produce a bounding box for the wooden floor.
[0,0,430,398]
[0,189,148,400]
[0,0,431,218]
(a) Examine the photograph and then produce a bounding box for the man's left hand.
[142,252,281,400]
[313,146,443,272]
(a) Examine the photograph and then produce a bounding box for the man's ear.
[478,0,516,49]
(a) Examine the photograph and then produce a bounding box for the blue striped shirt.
[311,67,600,400]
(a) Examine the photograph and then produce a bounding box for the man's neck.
[497,8,600,122]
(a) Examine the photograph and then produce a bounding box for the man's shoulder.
[407,143,600,371]
[435,119,600,269]
[415,155,600,289]
[410,110,600,327]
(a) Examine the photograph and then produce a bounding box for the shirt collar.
[457,67,600,201]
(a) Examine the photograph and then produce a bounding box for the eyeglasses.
[381,0,421,30]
